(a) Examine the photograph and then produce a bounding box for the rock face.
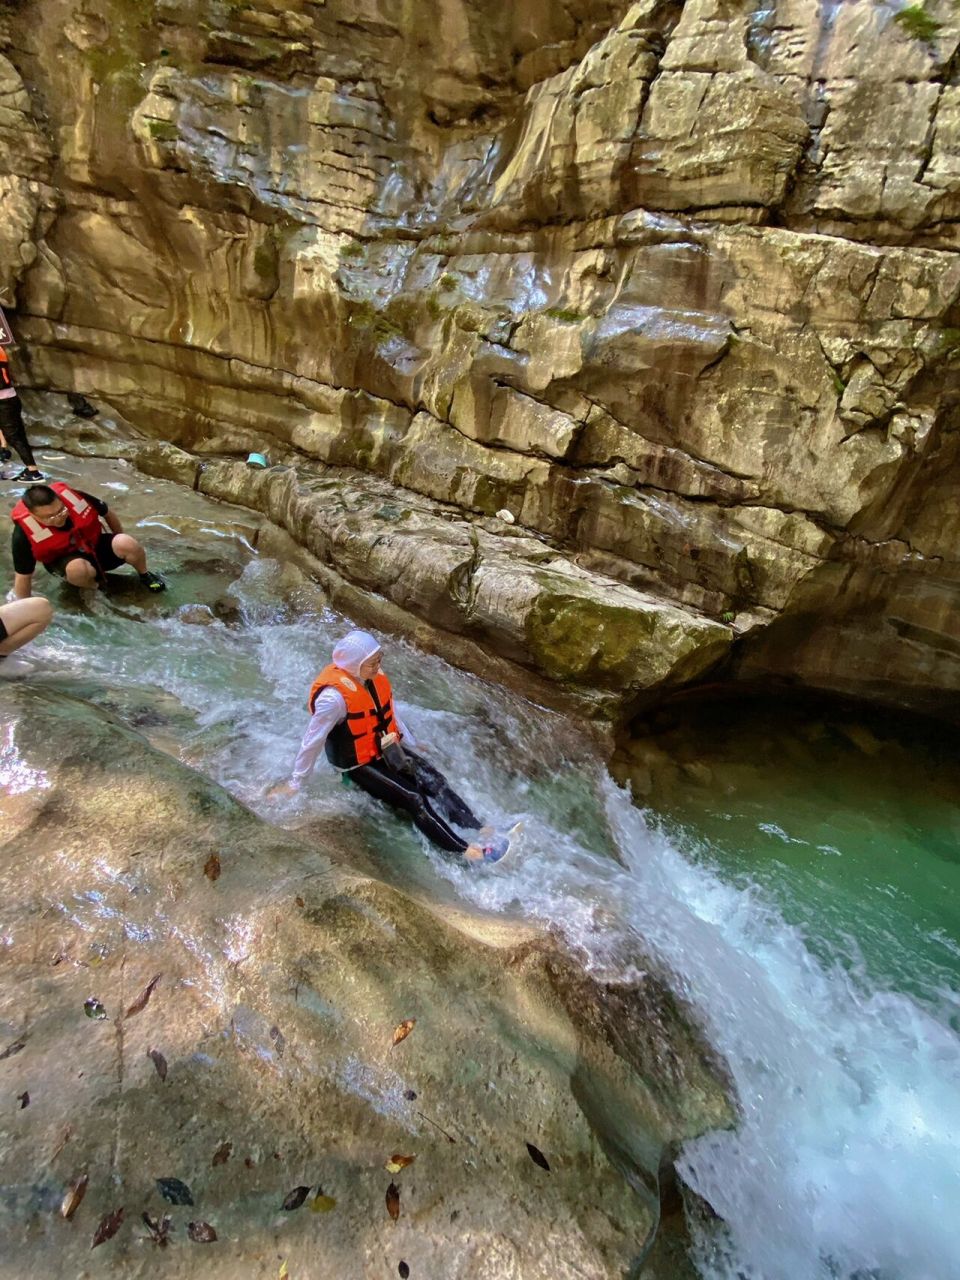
[0,682,731,1277]
[3,0,960,715]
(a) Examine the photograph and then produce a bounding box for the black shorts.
[0,614,7,643]
[45,532,125,578]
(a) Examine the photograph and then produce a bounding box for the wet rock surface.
[2,0,960,716]
[0,679,731,1277]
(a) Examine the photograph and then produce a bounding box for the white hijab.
[332,630,382,678]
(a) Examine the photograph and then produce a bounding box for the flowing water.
[3,454,959,1280]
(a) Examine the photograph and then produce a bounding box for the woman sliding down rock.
[9,482,167,597]
[270,630,510,862]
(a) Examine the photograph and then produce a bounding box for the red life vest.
[0,348,14,393]
[11,482,103,566]
[308,663,399,768]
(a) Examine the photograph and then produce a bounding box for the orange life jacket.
[0,348,14,394]
[11,482,103,566]
[308,663,399,768]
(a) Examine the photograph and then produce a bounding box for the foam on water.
[22,557,960,1280]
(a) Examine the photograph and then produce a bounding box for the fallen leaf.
[92,1206,124,1248]
[124,974,162,1020]
[17,1091,29,1109]
[281,1185,310,1211]
[211,1141,232,1167]
[399,1263,410,1279]
[403,1089,417,1101]
[295,896,305,908]
[83,997,107,1020]
[204,853,221,882]
[279,1262,289,1280]
[244,1156,254,1169]
[526,1142,551,1171]
[147,1048,167,1082]
[50,1126,73,1162]
[270,1025,285,1057]
[309,1192,336,1213]
[61,1172,89,1220]
[385,1154,416,1174]
[392,1019,416,1047]
[188,1220,217,1243]
[386,1181,400,1221]
[142,1212,172,1247]
[156,1176,194,1205]
[0,1038,25,1061]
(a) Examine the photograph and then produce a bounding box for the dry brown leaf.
[281,1185,310,1211]
[211,1141,232,1167]
[142,1212,172,1247]
[92,1206,124,1248]
[0,1037,25,1061]
[386,1181,400,1221]
[384,1154,416,1174]
[392,1018,416,1047]
[124,974,162,1020]
[526,1142,551,1171]
[399,1263,410,1279]
[60,1172,88,1220]
[187,1220,217,1243]
[147,1048,167,1081]
[279,1262,289,1280]
[204,853,221,882]
[50,1126,73,1163]
[17,1091,29,1109]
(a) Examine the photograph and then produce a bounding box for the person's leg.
[0,397,41,473]
[103,531,166,590]
[406,750,483,830]
[350,758,470,853]
[0,596,53,656]
[108,533,147,573]
[62,556,99,588]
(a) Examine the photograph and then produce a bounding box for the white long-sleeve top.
[289,686,417,789]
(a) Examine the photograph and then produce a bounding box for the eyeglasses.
[36,505,68,524]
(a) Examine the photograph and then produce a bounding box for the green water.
[624,696,960,1013]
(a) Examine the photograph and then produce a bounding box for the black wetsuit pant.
[0,396,38,469]
[350,749,482,854]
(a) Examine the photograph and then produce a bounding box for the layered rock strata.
[3,0,960,715]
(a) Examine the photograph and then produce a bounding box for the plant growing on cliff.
[893,5,941,42]
[544,307,584,324]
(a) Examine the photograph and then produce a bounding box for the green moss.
[544,307,584,324]
[831,369,846,397]
[893,5,941,41]
[425,292,444,320]
[146,119,179,141]
[439,273,458,291]
[339,241,365,260]
[253,238,277,280]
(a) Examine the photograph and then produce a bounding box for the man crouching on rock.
[9,482,167,598]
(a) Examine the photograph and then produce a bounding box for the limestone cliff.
[3,0,960,718]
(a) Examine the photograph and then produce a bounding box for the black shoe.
[139,570,167,593]
[0,448,10,462]
[12,468,43,481]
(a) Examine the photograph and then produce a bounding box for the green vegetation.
[439,273,458,291]
[893,4,941,42]
[545,307,584,324]
[831,368,846,397]
[147,119,179,141]
[339,241,365,260]
[721,610,736,624]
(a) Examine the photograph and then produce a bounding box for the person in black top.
[10,483,167,598]
[0,347,43,482]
